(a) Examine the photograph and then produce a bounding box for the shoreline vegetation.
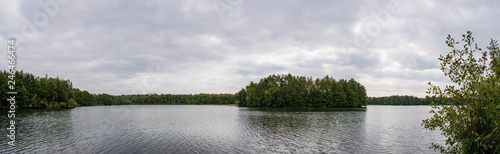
[421,32,500,153]
[0,70,234,109]
[367,95,451,105]
[235,74,368,108]
[2,70,433,110]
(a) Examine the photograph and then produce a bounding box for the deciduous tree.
[422,31,500,153]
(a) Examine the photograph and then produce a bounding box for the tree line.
[367,95,452,105]
[0,70,78,109]
[236,74,367,107]
[114,93,235,105]
[0,70,235,109]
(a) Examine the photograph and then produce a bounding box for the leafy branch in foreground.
[422,31,500,153]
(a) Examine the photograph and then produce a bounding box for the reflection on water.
[0,105,445,153]
[363,106,445,153]
[238,107,367,153]
[0,109,74,153]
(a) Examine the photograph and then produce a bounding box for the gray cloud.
[1,0,499,97]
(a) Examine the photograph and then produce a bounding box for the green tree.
[367,95,430,105]
[488,39,500,83]
[422,31,500,153]
[236,74,367,108]
[235,88,247,106]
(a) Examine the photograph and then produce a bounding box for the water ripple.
[0,105,445,153]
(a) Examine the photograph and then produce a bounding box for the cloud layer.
[1,0,499,97]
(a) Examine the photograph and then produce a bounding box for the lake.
[1,105,445,153]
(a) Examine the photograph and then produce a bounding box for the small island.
[235,74,367,108]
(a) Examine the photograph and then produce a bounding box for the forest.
[367,95,456,105]
[0,70,235,109]
[367,95,430,105]
[235,74,367,107]
[367,95,454,105]
[2,70,454,109]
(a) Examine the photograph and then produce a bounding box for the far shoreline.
[1,104,438,111]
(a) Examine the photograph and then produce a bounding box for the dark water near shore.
[1,105,445,153]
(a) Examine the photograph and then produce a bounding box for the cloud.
[1,0,499,97]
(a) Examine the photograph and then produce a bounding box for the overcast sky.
[1,0,499,97]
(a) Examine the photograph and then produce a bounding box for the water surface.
[1,105,445,153]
